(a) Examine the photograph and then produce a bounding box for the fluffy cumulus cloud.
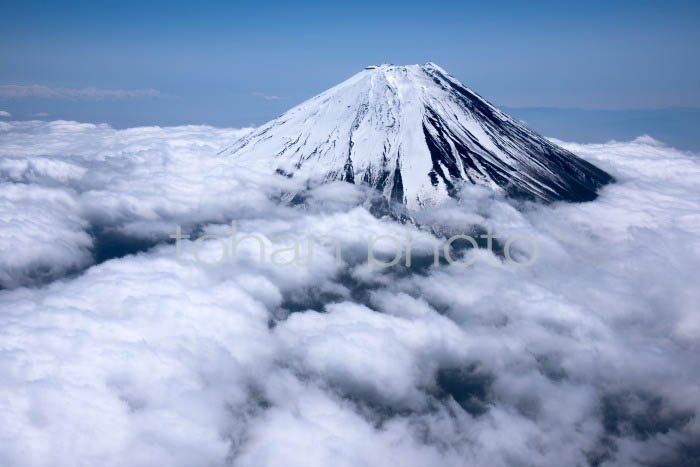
[0,182,92,288]
[0,122,699,467]
[0,120,254,286]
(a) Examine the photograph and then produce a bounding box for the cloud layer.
[0,121,699,466]
[0,85,162,99]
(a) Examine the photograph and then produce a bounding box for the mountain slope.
[219,63,613,208]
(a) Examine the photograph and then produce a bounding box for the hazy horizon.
[2,0,700,149]
[3,101,699,151]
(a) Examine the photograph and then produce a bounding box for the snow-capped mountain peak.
[219,63,613,208]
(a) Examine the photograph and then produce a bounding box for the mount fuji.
[219,63,613,208]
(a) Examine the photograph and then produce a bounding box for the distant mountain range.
[504,107,700,151]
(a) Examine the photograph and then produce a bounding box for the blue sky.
[1,0,699,145]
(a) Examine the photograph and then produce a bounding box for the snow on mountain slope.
[219,63,614,208]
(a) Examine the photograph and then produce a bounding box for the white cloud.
[0,84,162,100]
[0,182,92,288]
[0,120,254,287]
[0,122,698,466]
[252,91,285,101]
[0,110,11,117]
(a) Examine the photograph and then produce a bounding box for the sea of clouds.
[0,120,699,467]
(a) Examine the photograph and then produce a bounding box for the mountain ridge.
[219,63,614,208]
